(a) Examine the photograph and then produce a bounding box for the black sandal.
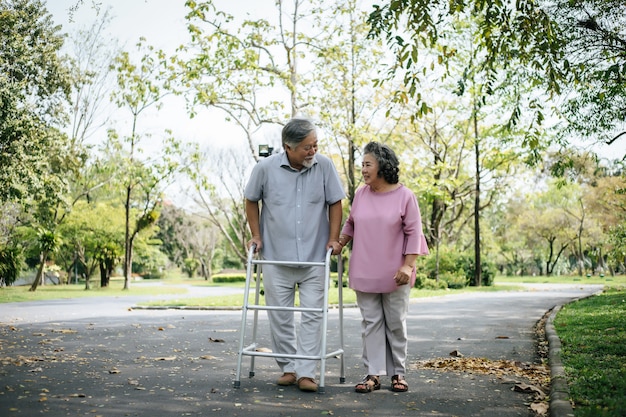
[355,375,380,393]
[391,375,408,392]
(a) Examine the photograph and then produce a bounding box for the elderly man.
[244,117,345,392]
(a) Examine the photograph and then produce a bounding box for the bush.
[414,272,428,288]
[440,270,468,289]
[0,245,23,287]
[421,278,448,290]
[424,251,496,287]
[212,273,246,283]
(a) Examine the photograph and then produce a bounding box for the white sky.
[45,0,277,154]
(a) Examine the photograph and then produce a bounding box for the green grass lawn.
[3,274,624,305]
[495,274,626,286]
[0,278,188,303]
[553,287,626,417]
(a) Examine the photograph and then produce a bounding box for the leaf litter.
[411,312,554,416]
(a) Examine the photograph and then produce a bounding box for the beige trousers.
[355,285,411,377]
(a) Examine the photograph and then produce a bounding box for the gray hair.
[364,141,400,184]
[282,118,316,148]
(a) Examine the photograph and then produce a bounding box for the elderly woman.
[338,142,429,393]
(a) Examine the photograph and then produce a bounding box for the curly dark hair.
[363,141,399,184]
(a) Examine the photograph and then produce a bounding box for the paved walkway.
[0,283,601,416]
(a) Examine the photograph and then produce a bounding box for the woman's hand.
[393,265,413,286]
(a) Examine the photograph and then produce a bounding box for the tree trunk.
[123,233,136,290]
[99,262,107,287]
[123,184,132,290]
[472,100,482,287]
[29,251,48,292]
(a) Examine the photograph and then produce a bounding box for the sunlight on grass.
[495,275,626,286]
[2,274,620,307]
[0,280,187,304]
[554,288,626,417]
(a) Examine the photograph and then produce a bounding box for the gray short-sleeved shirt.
[244,151,346,263]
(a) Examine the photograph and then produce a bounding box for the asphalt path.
[0,283,602,417]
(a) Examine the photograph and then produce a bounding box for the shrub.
[424,251,496,287]
[212,273,246,283]
[440,270,468,289]
[421,278,448,290]
[0,245,23,287]
[414,272,428,288]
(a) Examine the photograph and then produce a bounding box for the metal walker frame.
[233,246,345,394]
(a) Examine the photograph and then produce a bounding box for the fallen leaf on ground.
[530,402,549,415]
[52,329,77,334]
[514,382,546,397]
[412,357,549,387]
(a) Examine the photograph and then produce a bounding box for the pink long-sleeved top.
[341,184,429,293]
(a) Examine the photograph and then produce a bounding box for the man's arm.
[245,199,262,252]
[327,200,343,255]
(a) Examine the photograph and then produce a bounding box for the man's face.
[285,131,318,170]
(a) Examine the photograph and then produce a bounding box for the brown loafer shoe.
[277,372,297,386]
[297,377,318,392]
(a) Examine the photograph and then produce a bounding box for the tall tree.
[181,0,307,160]
[368,0,559,284]
[66,6,118,148]
[110,40,182,289]
[184,145,251,265]
[0,0,72,202]
[156,203,221,279]
[308,0,390,204]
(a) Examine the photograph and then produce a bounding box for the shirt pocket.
[305,182,325,204]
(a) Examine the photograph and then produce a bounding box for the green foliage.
[0,0,72,202]
[553,1,626,152]
[368,0,567,133]
[423,250,495,287]
[36,227,60,253]
[413,272,428,289]
[211,273,246,283]
[439,271,467,289]
[131,239,168,279]
[421,278,448,290]
[607,223,626,270]
[136,209,159,232]
[554,288,626,416]
[183,257,200,278]
[0,245,23,286]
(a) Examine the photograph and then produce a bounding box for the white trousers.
[355,285,411,377]
[261,264,325,379]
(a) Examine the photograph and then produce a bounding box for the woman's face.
[285,131,318,170]
[361,153,381,185]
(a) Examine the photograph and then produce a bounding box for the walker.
[233,245,345,394]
